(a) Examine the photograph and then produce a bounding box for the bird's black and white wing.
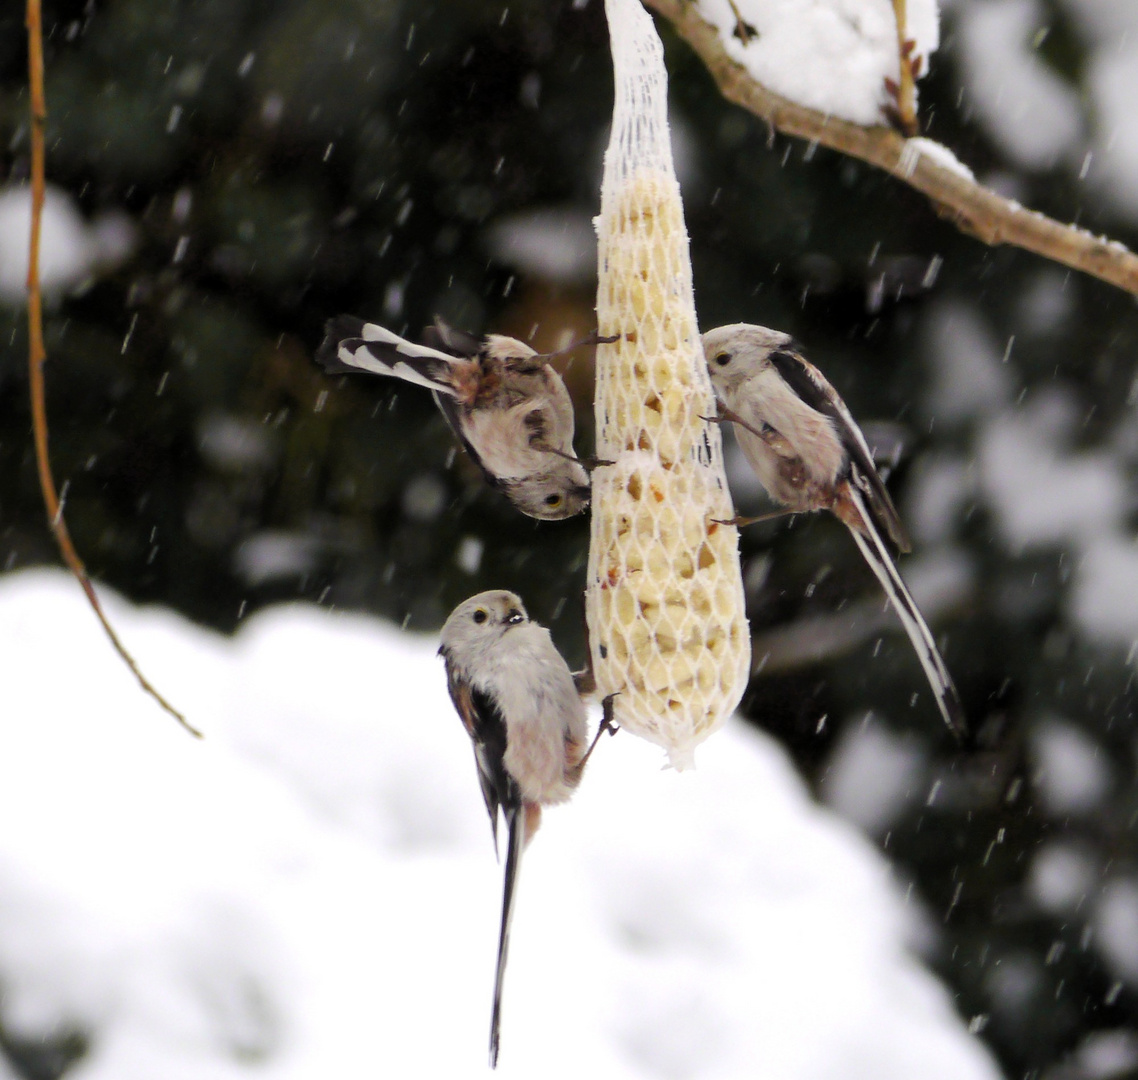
[402,318,496,480]
[767,348,911,553]
[316,315,462,397]
[441,659,520,850]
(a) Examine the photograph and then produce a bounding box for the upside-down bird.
[316,317,591,520]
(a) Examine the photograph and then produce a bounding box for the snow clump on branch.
[696,0,939,127]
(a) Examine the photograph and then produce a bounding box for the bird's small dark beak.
[505,609,525,626]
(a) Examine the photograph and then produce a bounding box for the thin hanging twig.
[24,0,200,738]
[642,0,1138,298]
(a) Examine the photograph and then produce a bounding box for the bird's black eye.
[545,493,562,507]
[714,351,732,366]
[472,609,488,624]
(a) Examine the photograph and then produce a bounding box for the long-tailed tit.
[439,589,612,1067]
[702,323,966,742]
[316,317,591,520]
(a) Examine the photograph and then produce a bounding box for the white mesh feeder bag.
[586,0,751,770]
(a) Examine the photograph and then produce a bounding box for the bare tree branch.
[643,0,1138,298]
[25,0,200,738]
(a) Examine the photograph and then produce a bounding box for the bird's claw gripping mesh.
[586,0,751,770]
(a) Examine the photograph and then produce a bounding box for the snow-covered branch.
[643,0,1138,298]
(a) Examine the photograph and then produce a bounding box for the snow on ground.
[0,570,1001,1080]
[697,0,937,127]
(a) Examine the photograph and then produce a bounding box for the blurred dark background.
[2,1,1138,1077]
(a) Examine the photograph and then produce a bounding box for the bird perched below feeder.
[438,590,614,1067]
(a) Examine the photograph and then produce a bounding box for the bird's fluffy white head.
[701,322,793,393]
[439,590,528,665]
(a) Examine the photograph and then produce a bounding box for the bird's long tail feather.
[489,804,526,1068]
[315,315,460,396]
[846,487,967,742]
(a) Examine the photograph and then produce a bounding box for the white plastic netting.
[585,0,751,770]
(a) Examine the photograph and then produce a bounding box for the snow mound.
[0,570,1000,1079]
